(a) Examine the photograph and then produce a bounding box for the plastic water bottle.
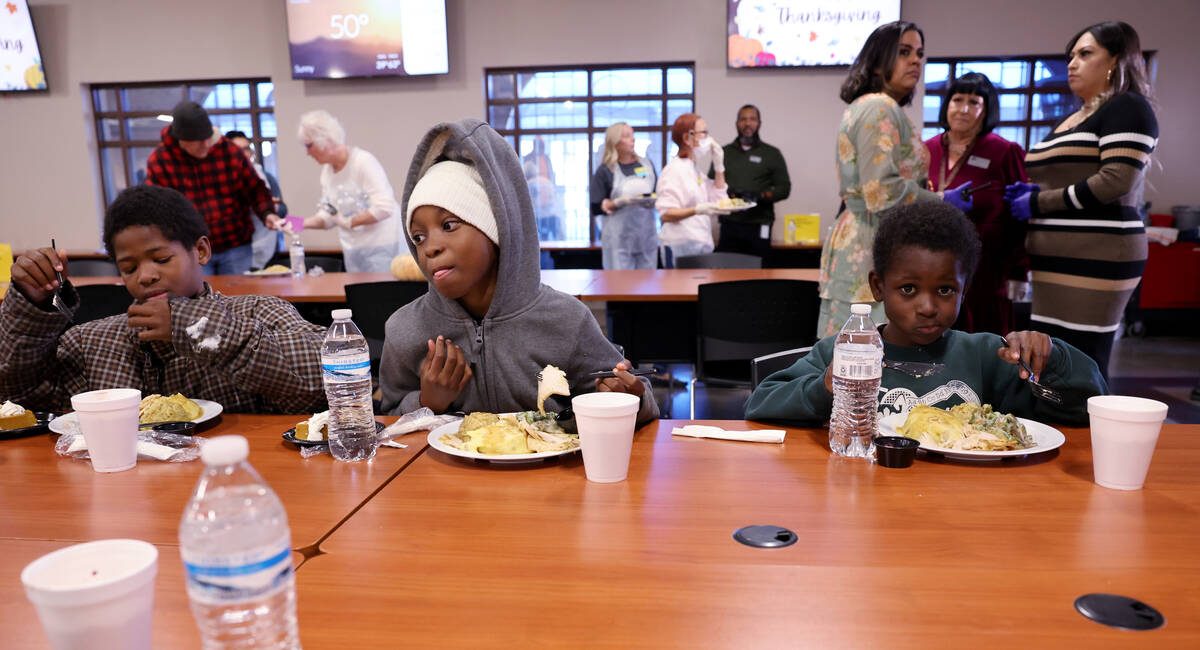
[829,303,884,458]
[180,435,300,649]
[321,309,377,461]
[289,237,305,278]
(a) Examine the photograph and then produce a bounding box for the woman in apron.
[590,123,658,269]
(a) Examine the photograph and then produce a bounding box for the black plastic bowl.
[875,436,920,468]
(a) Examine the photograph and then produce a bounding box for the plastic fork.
[49,238,69,318]
[1002,339,1064,405]
[882,359,945,379]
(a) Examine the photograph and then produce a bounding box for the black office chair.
[750,346,814,389]
[71,284,134,325]
[688,279,821,418]
[674,252,762,269]
[68,259,119,277]
[265,254,345,273]
[343,281,428,376]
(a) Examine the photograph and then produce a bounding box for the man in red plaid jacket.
[146,100,282,275]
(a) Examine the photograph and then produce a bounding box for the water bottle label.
[183,540,293,605]
[322,353,371,376]
[832,346,882,380]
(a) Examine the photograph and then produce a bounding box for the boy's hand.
[126,294,173,342]
[419,335,472,412]
[823,365,834,394]
[595,360,645,397]
[998,331,1053,380]
[10,247,69,307]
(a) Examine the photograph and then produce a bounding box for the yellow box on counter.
[0,244,13,283]
[783,214,820,245]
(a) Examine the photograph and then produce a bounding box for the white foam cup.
[21,539,158,650]
[1087,395,1169,490]
[572,392,641,483]
[70,388,141,472]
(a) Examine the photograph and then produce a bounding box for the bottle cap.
[850,303,872,315]
[201,435,249,466]
[331,308,353,320]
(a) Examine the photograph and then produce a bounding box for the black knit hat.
[170,100,213,141]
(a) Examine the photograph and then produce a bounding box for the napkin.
[58,432,201,462]
[671,425,786,443]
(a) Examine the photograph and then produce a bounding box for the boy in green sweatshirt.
[745,201,1107,425]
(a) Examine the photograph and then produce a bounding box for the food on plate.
[295,411,331,441]
[0,400,38,430]
[898,403,1033,451]
[717,197,751,210]
[250,264,292,275]
[536,364,570,416]
[440,411,579,455]
[139,393,203,424]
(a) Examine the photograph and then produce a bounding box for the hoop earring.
[1106,68,1114,84]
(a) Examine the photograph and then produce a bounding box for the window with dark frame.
[484,62,695,243]
[90,78,277,208]
[923,53,1156,150]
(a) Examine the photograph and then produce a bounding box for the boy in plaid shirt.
[0,185,326,414]
[146,100,282,275]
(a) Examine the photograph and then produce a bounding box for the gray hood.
[400,118,540,319]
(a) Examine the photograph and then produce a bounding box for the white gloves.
[709,139,725,173]
[695,202,725,216]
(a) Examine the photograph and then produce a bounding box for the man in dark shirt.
[146,101,281,275]
[717,104,791,258]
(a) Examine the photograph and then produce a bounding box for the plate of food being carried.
[716,197,757,213]
[49,393,222,435]
[877,403,1065,461]
[428,365,580,464]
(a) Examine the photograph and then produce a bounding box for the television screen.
[728,0,901,68]
[286,0,448,79]
[1,0,47,91]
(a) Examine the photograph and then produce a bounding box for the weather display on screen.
[728,0,901,68]
[1,0,47,91]
[286,0,448,79]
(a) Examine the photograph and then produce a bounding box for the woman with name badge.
[925,72,1029,336]
[591,123,659,270]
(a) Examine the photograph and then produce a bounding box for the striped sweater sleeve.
[1037,93,1158,215]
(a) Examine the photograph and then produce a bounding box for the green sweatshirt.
[745,329,1108,426]
[720,139,791,225]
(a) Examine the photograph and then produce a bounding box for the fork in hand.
[1002,338,1064,405]
[48,238,70,318]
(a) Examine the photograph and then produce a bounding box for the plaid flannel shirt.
[145,127,275,253]
[0,282,328,414]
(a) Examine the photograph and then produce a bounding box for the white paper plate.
[49,399,223,435]
[427,419,579,464]
[877,412,1065,461]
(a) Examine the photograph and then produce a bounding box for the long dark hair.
[1067,21,1153,99]
[840,21,925,106]
[936,72,1000,135]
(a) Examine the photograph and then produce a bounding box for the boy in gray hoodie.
[380,119,658,423]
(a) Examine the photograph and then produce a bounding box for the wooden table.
[71,269,819,304]
[296,420,1200,648]
[0,414,420,548]
[579,268,818,301]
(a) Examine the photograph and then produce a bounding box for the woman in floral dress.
[818,21,971,336]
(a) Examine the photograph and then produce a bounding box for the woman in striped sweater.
[1005,21,1157,377]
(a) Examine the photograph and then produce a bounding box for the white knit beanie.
[405,161,499,246]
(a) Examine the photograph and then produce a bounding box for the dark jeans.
[716,219,772,258]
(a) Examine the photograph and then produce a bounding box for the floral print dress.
[818,93,938,336]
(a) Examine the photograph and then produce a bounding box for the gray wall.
[2,0,1197,252]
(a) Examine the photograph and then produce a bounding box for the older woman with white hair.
[297,110,401,272]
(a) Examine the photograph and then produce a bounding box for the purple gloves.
[1004,182,1040,221]
[943,181,974,212]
